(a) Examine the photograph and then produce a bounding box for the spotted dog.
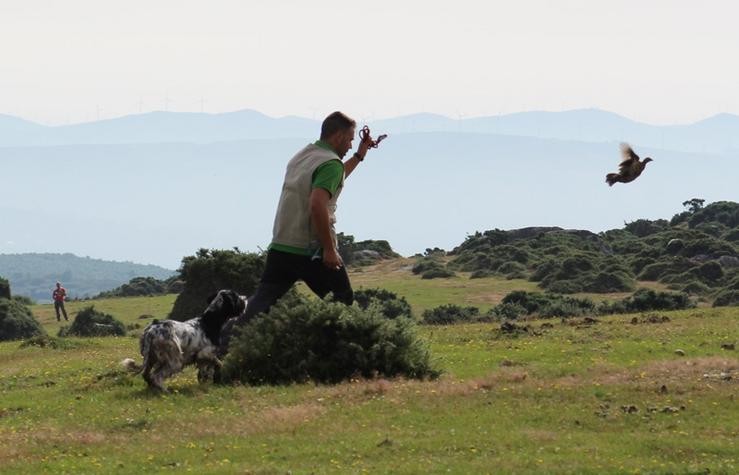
[122,289,246,391]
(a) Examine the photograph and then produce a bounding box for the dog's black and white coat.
[122,289,246,391]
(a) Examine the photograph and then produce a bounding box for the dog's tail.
[121,358,144,374]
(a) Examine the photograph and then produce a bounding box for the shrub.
[497,261,527,275]
[538,297,595,318]
[0,297,45,341]
[12,295,36,306]
[545,279,583,294]
[713,290,739,307]
[501,291,551,314]
[170,248,264,321]
[599,288,693,314]
[421,268,456,279]
[421,304,480,325]
[222,297,438,384]
[0,277,10,299]
[582,271,634,293]
[499,290,595,318]
[681,281,712,295]
[412,257,444,275]
[638,258,694,281]
[95,276,182,298]
[59,306,126,337]
[353,288,412,319]
[488,302,527,320]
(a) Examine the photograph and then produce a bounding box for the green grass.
[1,282,737,473]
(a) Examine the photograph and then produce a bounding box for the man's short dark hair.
[320,111,356,140]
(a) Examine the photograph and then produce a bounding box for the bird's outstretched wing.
[619,143,639,163]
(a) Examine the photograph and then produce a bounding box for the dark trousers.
[219,249,353,354]
[54,301,68,321]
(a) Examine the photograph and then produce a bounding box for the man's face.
[337,127,355,158]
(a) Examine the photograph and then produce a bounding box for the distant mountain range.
[2,108,739,154]
[0,253,175,302]
[1,108,737,269]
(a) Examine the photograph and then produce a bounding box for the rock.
[659,384,668,394]
[717,255,739,268]
[353,249,381,261]
[661,406,680,414]
[620,404,639,414]
[674,349,686,356]
[721,343,735,351]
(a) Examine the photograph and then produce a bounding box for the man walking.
[52,281,68,321]
[220,111,376,352]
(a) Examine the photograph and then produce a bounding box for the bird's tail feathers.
[605,173,619,186]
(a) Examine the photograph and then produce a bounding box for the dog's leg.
[196,347,222,383]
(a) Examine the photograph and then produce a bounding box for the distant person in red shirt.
[52,282,68,321]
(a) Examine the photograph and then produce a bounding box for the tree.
[682,198,705,214]
[169,248,264,321]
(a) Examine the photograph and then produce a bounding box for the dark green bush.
[681,281,712,295]
[488,302,527,320]
[0,297,45,341]
[170,248,264,321]
[638,258,694,280]
[12,295,36,306]
[624,219,669,237]
[95,276,183,298]
[0,277,10,300]
[545,279,583,294]
[354,288,412,319]
[582,271,634,293]
[421,268,456,279]
[500,290,595,318]
[497,261,527,275]
[421,304,480,325]
[722,228,739,243]
[222,297,438,384]
[713,290,739,307]
[599,288,693,314]
[411,257,443,275]
[59,306,126,337]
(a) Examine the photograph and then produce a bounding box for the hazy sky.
[2,0,738,125]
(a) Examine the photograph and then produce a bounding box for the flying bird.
[605,143,653,186]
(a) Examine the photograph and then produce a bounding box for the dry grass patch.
[186,402,327,438]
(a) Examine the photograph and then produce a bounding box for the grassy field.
[1,268,737,474]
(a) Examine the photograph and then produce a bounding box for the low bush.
[713,289,739,307]
[0,277,10,299]
[170,249,264,321]
[12,295,36,306]
[59,306,126,337]
[353,288,412,319]
[598,288,694,314]
[487,302,527,320]
[421,268,456,279]
[222,296,438,384]
[0,297,45,341]
[422,304,480,325]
